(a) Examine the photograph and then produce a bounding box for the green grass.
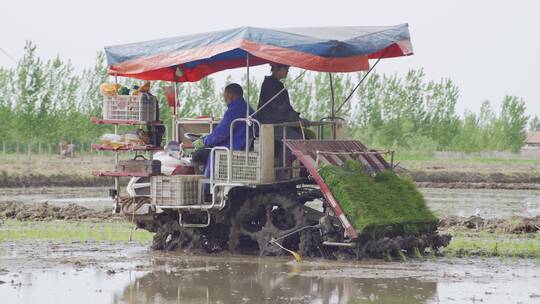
[0,220,153,244]
[319,160,437,237]
[391,150,437,162]
[443,231,540,259]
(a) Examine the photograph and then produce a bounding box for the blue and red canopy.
[105,24,413,82]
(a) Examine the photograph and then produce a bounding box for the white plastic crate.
[214,150,260,183]
[102,94,156,121]
[151,175,204,206]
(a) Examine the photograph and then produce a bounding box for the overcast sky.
[1,0,539,116]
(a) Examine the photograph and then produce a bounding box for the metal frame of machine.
[99,25,416,256]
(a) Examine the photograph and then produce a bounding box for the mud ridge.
[416,181,540,190]
[2,202,538,234]
[439,215,540,233]
[407,170,540,188]
[0,202,115,221]
[3,170,540,189]
[0,173,112,188]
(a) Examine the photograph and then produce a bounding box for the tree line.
[0,41,533,153]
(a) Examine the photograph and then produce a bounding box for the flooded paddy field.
[1,241,539,304]
[1,186,539,303]
[423,188,540,218]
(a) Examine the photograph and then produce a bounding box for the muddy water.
[1,188,540,303]
[2,187,539,219]
[421,188,540,218]
[1,241,539,304]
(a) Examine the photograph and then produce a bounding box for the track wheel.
[229,193,307,256]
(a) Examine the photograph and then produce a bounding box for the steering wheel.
[184,132,203,142]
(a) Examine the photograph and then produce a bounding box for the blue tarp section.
[105,24,413,81]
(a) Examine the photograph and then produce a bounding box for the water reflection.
[5,249,538,304]
[115,258,437,304]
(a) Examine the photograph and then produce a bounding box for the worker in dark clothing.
[257,63,308,179]
[257,63,303,124]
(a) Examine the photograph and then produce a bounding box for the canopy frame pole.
[173,80,178,141]
[335,51,386,115]
[329,73,336,139]
[246,54,250,118]
[245,54,250,155]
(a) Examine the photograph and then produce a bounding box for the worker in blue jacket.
[192,83,254,178]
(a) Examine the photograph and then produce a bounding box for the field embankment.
[2,154,540,189]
